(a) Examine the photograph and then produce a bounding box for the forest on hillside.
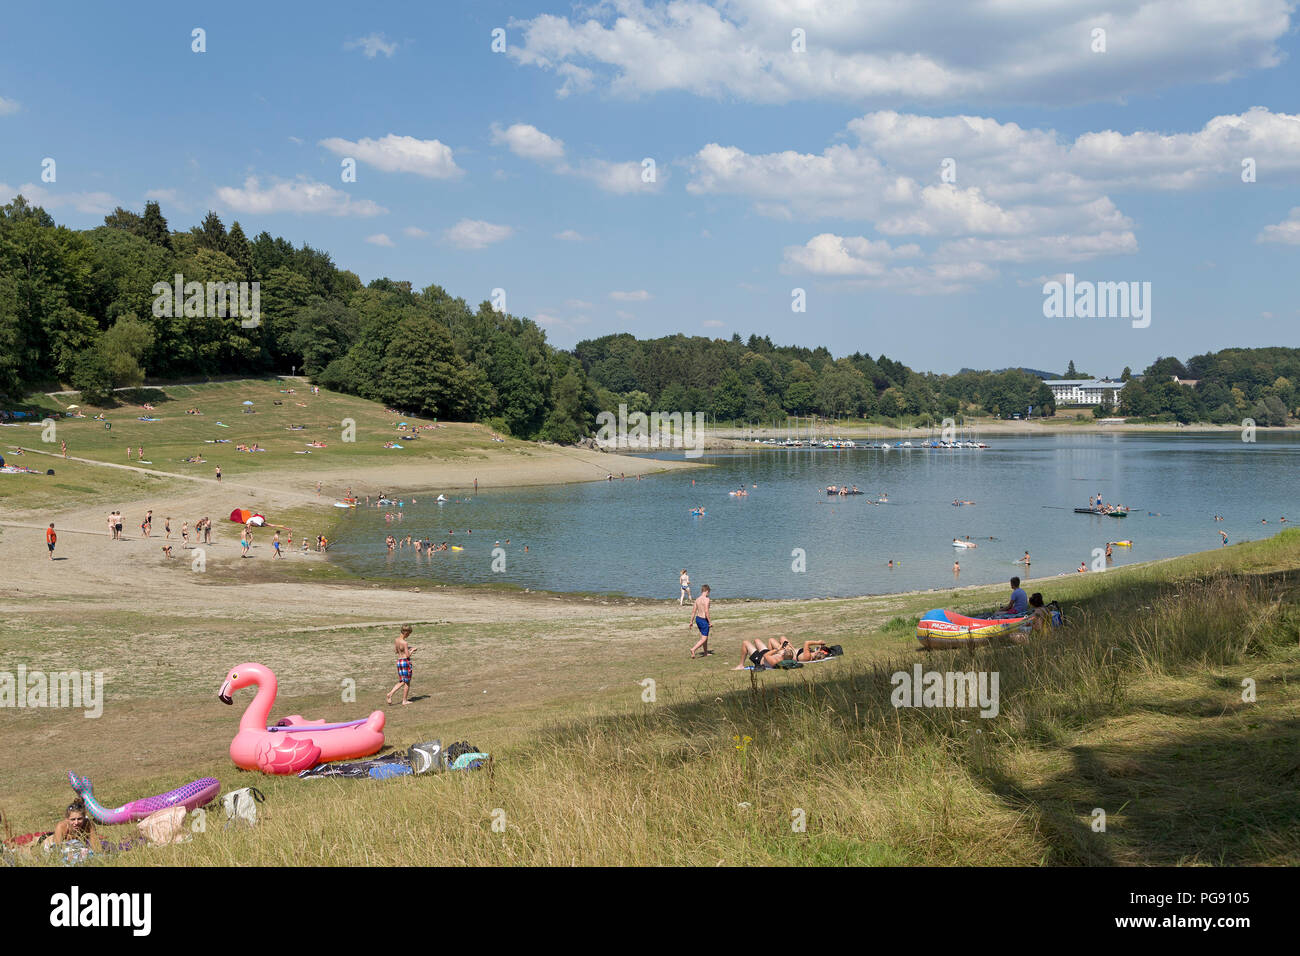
[1,196,1294,432]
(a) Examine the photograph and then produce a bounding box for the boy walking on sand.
[45,523,56,560]
[387,625,419,705]
[688,585,712,658]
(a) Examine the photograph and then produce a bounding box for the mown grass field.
[3,528,1296,866]
[1,378,551,510]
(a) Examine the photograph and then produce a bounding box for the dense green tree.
[140,201,172,250]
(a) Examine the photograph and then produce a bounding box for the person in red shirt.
[45,523,57,560]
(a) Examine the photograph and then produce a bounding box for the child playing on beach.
[688,585,712,658]
[386,625,418,705]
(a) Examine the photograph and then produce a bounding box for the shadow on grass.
[975,715,1300,865]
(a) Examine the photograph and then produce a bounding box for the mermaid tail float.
[68,771,221,825]
[219,662,385,774]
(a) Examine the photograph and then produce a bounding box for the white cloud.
[554,229,589,241]
[783,234,920,276]
[365,233,395,247]
[782,233,998,293]
[702,319,725,328]
[320,134,461,180]
[1258,207,1300,244]
[0,96,20,116]
[214,176,387,217]
[488,121,661,193]
[610,289,652,301]
[403,226,429,238]
[508,1,1291,107]
[687,108,1300,291]
[491,122,566,162]
[444,219,514,249]
[287,136,304,146]
[616,310,636,320]
[344,33,397,58]
[565,298,594,309]
[0,182,118,215]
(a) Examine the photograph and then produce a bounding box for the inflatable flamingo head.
[219,662,274,705]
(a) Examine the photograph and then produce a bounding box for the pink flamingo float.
[219,662,385,774]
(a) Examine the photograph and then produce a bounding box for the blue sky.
[2,0,1298,375]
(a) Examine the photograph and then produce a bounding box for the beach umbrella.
[66,404,79,409]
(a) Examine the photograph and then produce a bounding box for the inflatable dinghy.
[916,609,1027,649]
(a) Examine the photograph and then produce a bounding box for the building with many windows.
[1042,378,1126,409]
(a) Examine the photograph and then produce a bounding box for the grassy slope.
[3,533,1296,866]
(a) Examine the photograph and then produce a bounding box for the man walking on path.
[46,523,56,560]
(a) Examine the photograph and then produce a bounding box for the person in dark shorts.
[45,523,56,559]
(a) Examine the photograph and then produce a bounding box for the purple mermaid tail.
[68,771,221,824]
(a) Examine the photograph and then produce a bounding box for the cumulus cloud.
[691,107,1300,291]
[1258,207,1300,244]
[215,176,387,217]
[365,233,395,247]
[488,121,661,192]
[610,289,652,301]
[345,33,397,58]
[444,219,514,249]
[554,229,590,241]
[508,0,1291,107]
[0,181,118,215]
[320,134,462,180]
[402,226,429,238]
[491,122,566,162]
[0,96,20,116]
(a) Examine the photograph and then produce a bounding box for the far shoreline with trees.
[2,196,1296,434]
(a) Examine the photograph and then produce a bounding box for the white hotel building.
[1043,379,1126,409]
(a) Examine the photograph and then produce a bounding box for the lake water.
[327,433,1299,600]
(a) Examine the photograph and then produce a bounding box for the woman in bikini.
[43,799,104,853]
[733,638,794,670]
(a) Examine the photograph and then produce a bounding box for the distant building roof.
[1042,379,1125,388]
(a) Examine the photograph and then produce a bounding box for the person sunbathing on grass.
[734,638,791,670]
[43,800,103,853]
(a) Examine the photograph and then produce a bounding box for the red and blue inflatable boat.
[916,609,1027,649]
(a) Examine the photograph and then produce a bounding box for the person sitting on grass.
[1007,593,1050,645]
[43,799,103,852]
[993,577,1029,619]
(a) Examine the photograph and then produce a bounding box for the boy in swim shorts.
[386,625,419,705]
[688,585,712,658]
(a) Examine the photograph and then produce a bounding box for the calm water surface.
[327,433,1299,599]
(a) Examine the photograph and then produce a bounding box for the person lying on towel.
[733,637,833,669]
